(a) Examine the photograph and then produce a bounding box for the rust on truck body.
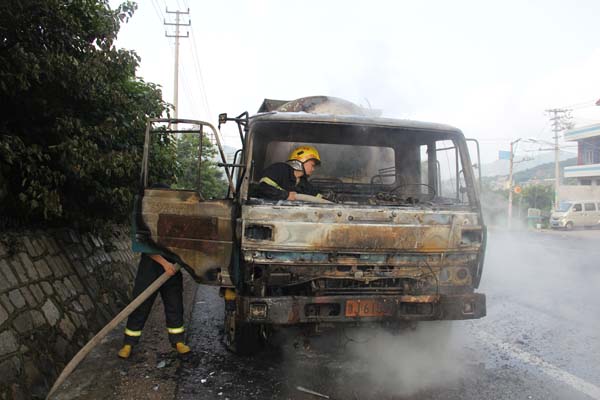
[138,188,233,284]
[242,205,481,252]
[241,204,482,292]
[240,293,485,324]
[136,97,487,354]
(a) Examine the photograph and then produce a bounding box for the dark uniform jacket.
[256,162,319,200]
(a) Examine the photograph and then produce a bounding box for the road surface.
[52,229,600,400]
[174,229,600,400]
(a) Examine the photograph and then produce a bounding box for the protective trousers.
[123,254,185,346]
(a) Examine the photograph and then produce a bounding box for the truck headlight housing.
[249,303,268,319]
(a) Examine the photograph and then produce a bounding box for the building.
[563,123,600,186]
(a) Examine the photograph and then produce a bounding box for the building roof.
[564,123,600,142]
[564,163,600,178]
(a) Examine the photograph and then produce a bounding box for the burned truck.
[135,96,486,353]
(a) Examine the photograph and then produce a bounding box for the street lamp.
[507,139,521,230]
[507,138,545,229]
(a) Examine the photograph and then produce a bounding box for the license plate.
[345,299,394,317]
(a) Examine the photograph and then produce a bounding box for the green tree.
[520,184,554,212]
[168,132,227,199]
[197,140,228,199]
[0,1,176,228]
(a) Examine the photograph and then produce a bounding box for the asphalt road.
[174,229,600,400]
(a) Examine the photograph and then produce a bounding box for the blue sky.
[112,0,600,162]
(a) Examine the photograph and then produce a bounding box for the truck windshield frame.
[243,119,479,208]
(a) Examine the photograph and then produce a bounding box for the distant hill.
[481,157,578,191]
[513,157,577,183]
[481,151,576,177]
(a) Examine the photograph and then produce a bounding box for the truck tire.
[224,310,263,356]
[565,221,574,230]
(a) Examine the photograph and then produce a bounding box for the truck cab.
[135,96,487,354]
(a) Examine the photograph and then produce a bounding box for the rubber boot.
[118,344,132,359]
[175,342,191,355]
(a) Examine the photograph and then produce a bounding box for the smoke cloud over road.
[344,322,468,397]
[273,321,471,399]
[273,229,600,399]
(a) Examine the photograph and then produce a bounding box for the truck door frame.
[134,118,237,285]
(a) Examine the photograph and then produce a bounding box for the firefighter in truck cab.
[257,145,329,201]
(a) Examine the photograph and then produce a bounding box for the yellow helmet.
[288,145,321,165]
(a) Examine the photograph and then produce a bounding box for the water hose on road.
[46,265,181,399]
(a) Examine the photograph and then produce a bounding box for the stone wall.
[0,227,138,399]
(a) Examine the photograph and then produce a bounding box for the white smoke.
[343,322,468,397]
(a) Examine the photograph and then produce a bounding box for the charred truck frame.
[134,96,486,354]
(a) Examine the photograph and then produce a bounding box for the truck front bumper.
[239,293,486,324]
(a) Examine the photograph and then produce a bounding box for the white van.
[550,200,600,230]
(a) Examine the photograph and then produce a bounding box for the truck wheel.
[224,310,263,355]
[565,221,574,231]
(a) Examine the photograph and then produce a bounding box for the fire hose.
[46,264,181,399]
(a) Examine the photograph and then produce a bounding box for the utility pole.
[507,138,520,230]
[507,138,537,229]
[165,9,190,126]
[545,108,571,210]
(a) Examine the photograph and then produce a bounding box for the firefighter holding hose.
[118,183,191,359]
[117,253,191,358]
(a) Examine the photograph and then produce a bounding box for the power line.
[182,39,210,119]
[561,99,598,110]
[179,63,204,119]
[521,146,577,152]
[160,0,169,13]
[150,0,165,24]
[535,120,550,137]
[572,117,600,123]
[179,64,199,112]
[180,64,217,144]
[189,29,213,120]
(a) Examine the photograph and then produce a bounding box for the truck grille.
[312,277,418,296]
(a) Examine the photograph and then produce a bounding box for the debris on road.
[296,386,330,399]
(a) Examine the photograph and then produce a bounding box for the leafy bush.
[0,1,176,228]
